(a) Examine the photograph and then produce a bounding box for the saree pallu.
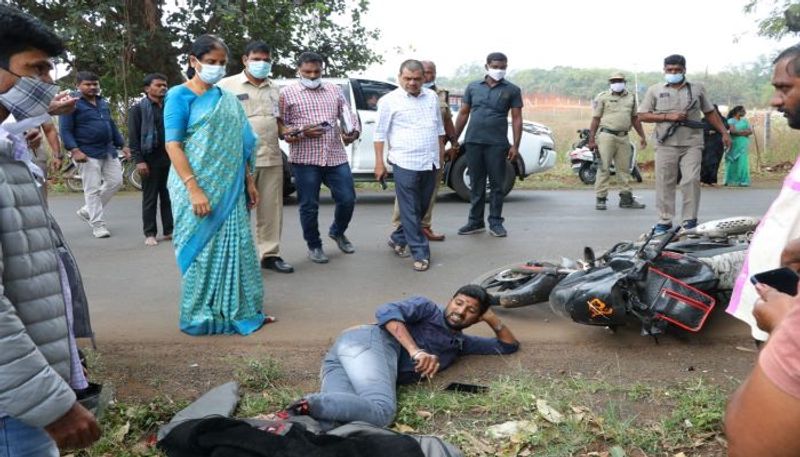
[168,89,265,336]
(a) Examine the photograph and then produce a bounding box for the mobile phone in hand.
[751,267,800,296]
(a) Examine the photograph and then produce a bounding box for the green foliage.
[9,0,381,108]
[745,0,800,39]
[236,357,283,390]
[438,59,775,108]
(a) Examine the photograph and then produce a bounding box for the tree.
[8,0,381,110]
[745,0,800,39]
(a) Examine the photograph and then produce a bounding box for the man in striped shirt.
[278,52,360,264]
[374,59,445,272]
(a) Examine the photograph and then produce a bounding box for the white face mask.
[486,68,506,81]
[609,82,626,93]
[197,63,226,85]
[299,77,322,89]
[423,81,435,89]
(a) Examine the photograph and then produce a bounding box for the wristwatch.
[492,321,504,332]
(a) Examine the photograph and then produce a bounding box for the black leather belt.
[600,127,628,137]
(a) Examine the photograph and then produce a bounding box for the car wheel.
[578,162,596,185]
[450,155,516,202]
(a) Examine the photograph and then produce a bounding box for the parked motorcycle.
[568,128,643,185]
[473,217,758,335]
[61,149,142,192]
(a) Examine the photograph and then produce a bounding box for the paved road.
[49,186,779,345]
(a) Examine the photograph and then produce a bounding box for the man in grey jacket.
[0,5,101,454]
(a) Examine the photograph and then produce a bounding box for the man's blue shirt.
[462,78,523,146]
[375,296,519,384]
[59,96,125,159]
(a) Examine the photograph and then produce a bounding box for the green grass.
[76,354,732,457]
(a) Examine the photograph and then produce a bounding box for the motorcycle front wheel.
[578,162,596,185]
[472,263,561,308]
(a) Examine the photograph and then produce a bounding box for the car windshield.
[355,79,396,111]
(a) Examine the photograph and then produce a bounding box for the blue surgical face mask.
[664,73,684,85]
[423,81,435,89]
[197,63,226,85]
[247,61,272,79]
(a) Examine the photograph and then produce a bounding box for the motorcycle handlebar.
[652,225,681,258]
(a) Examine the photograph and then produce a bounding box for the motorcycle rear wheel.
[472,263,559,308]
[65,177,83,193]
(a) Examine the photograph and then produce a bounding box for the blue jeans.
[0,416,58,457]
[291,163,356,250]
[466,143,508,227]
[391,165,436,261]
[306,325,401,429]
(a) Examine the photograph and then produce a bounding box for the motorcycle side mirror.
[583,246,596,266]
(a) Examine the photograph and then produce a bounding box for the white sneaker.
[76,208,90,223]
[92,226,111,238]
[144,236,158,246]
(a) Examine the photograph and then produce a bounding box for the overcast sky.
[355,0,797,80]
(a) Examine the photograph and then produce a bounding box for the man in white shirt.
[374,59,445,272]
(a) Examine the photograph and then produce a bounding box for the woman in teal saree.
[164,35,268,335]
[725,105,753,187]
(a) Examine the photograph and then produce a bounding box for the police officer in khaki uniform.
[587,72,647,210]
[390,60,457,241]
[638,54,731,235]
[219,40,294,273]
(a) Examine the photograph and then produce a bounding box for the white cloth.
[79,156,123,228]
[374,87,444,171]
[727,156,800,341]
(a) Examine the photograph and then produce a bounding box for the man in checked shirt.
[374,59,445,272]
[279,52,361,264]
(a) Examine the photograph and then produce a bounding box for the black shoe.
[329,233,355,254]
[596,197,607,210]
[308,247,329,264]
[261,256,294,273]
[489,225,507,237]
[619,191,645,209]
[458,223,485,235]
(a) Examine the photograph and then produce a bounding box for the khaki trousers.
[655,145,702,224]
[254,165,284,259]
[391,167,443,228]
[595,131,632,198]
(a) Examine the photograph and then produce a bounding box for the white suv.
[275,78,556,201]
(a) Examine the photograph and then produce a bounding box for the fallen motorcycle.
[473,217,758,335]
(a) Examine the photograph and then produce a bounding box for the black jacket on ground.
[159,417,425,457]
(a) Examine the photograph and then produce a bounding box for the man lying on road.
[276,285,519,428]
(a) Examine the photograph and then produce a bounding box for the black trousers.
[142,161,173,237]
[701,134,725,184]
